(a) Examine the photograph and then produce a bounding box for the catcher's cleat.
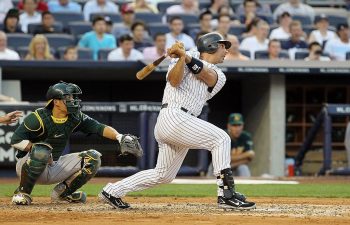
[12,192,32,205]
[217,196,256,210]
[98,190,130,209]
[51,183,87,203]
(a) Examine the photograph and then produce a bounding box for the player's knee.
[217,132,231,147]
[79,149,102,175]
[30,143,52,162]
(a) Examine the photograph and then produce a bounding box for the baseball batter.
[11,81,142,205]
[99,32,256,210]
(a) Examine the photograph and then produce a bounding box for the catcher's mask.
[197,32,231,54]
[46,81,82,115]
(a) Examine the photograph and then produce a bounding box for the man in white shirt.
[166,0,199,15]
[0,0,13,22]
[0,31,20,60]
[48,0,82,13]
[308,14,336,46]
[273,0,315,23]
[240,20,269,59]
[83,0,119,21]
[19,0,42,33]
[143,33,166,61]
[269,11,292,40]
[108,34,144,61]
[216,14,231,39]
[165,16,195,50]
[112,4,135,39]
[324,24,350,61]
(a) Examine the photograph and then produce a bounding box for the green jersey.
[230,131,253,153]
[11,107,106,160]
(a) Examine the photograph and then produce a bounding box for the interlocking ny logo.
[192,65,201,73]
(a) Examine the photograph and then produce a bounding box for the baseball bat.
[136,54,167,80]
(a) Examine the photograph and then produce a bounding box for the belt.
[161,103,194,116]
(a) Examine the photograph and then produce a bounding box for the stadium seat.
[148,23,170,37]
[240,14,274,25]
[303,25,315,36]
[27,22,64,34]
[294,50,309,60]
[7,33,33,48]
[255,50,269,59]
[186,24,201,40]
[98,48,114,60]
[229,25,246,36]
[280,50,290,59]
[346,52,350,60]
[68,21,92,37]
[89,13,121,23]
[166,14,199,24]
[240,50,251,58]
[326,15,348,27]
[135,13,163,24]
[157,1,178,14]
[292,15,312,25]
[0,23,3,30]
[57,47,94,60]
[199,1,211,10]
[44,34,75,49]
[51,12,84,27]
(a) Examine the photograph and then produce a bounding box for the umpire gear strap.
[217,168,235,199]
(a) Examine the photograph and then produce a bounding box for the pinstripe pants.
[104,107,231,197]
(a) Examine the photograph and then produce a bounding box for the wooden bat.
[136,54,167,80]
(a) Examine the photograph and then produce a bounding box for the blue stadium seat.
[57,47,94,60]
[135,13,163,24]
[186,24,201,40]
[52,12,84,27]
[0,23,3,30]
[346,52,350,60]
[44,34,75,49]
[240,50,251,58]
[167,14,199,24]
[89,13,121,23]
[68,21,92,37]
[326,15,348,27]
[292,15,312,25]
[98,48,114,60]
[199,1,211,10]
[27,22,64,34]
[229,25,246,36]
[255,50,269,59]
[148,23,170,37]
[303,25,315,36]
[7,33,33,48]
[157,1,178,14]
[294,50,309,60]
[280,50,290,59]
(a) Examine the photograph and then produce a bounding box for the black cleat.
[217,196,256,210]
[98,190,130,209]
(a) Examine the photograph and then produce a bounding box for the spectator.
[166,0,199,15]
[48,0,82,13]
[128,0,158,13]
[108,34,144,61]
[305,42,330,61]
[18,0,48,12]
[33,11,61,35]
[165,16,195,50]
[62,46,78,61]
[25,34,55,60]
[324,24,350,61]
[240,0,258,26]
[240,20,269,59]
[308,14,336,47]
[19,0,42,33]
[143,33,166,61]
[79,16,116,60]
[190,11,213,40]
[83,0,119,21]
[269,11,292,40]
[281,20,308,50]
[112,4,135,39]
[227,113,255,177]
[2,9,23,33]
[241,17,260,38]
[236,0,271,17]
[0,31,20,60]
[273,0,315,23]
[0,0,13,23]
[267,39,287,60]
[225,35,249,60]
[131,21,152,51]
[215,14,231,39]
[206,0,234,16]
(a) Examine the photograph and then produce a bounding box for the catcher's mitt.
[118,134,143,157]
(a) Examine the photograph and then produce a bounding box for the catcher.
[11,81,143,205]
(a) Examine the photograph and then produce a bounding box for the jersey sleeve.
[205,63,226,100]
[74,113,106,136]
[10,112,44,146]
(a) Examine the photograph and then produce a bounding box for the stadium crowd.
[0,0,349,61]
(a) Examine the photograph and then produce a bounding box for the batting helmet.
[46,81,82,114]
[197,32,231,54]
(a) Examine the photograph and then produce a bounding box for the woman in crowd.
[25,34,55,60]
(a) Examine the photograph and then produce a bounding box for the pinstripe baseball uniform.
[103,49,230,198]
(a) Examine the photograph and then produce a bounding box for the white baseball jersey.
[103,49,231,198]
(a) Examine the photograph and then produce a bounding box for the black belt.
[161,103,194,115]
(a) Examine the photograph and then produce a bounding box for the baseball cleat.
[217,196,256,210]
[12,193,32,205]
[51,183,87,203]
[98,190,130,209]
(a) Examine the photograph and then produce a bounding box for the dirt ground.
[1,177,350,225]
